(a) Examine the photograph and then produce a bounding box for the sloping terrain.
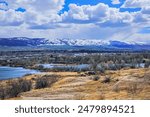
[18,68,150,100]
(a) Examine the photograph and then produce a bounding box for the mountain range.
[0,37,149,51]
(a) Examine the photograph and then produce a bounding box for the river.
[0,66,39,80]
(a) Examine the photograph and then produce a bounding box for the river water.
[0,66,39,80]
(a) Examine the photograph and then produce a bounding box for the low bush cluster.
[0,75,59,99]
[101,77,111,83]
[0,79,32,99]
[92,75,100,81]
[35,75,58,89]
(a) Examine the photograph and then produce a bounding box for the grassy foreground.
[0,68,150,100]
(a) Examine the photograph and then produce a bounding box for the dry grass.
[1,68,150,100]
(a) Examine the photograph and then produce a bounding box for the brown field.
[1,68,150,100]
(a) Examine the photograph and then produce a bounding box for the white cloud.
[24,11,62,26]
[122,0,150,8]
[124,33,150,44]
[5,0,65,13]
[0,9,24,26]
[0,0,149,44]
[62,3,133,27]
[0,1,147,29]
[0,2,8,10]
[141,6,150,14]
[1,0,64,27]
[62,3,109,22]
[111,0,120,4]
[132,8,150,24]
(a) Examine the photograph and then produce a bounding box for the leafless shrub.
[0,86,5,100]
[92,75,100,81]
[85,71,96,76]
[101,76,111,83]
[35,78,49,89]
[8,79,32,98]
[0,79,32,99]
[80,73,86,77]
[35,75,58,89]
[31,77,36,80]
[19,79,32,92]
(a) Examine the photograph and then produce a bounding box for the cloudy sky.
[0,0,150,43]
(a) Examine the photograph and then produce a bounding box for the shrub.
[19,79,32,92]
[0,79,32,99]
[101,77,111,83]
[7,81,21,97]
[85,71,96,76]
[8,79,32,98]
[92,75,100,81]
[35,77,49,89]
[80,73,86,77]
[0,86,5,100]
[35,75,58,89]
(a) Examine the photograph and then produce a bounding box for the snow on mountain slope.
[53,38,109,46]
[0,37,149,50]
[0,38,109,46]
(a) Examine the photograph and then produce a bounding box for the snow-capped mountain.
[49,38,109,46]
[0,37,149,50]
[0,37,108,46]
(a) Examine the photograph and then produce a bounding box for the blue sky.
[0,0,149,44]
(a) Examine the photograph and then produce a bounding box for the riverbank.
[0,66,40,80]
[1,68,149,100]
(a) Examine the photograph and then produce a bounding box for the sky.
[0,0,150,43]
